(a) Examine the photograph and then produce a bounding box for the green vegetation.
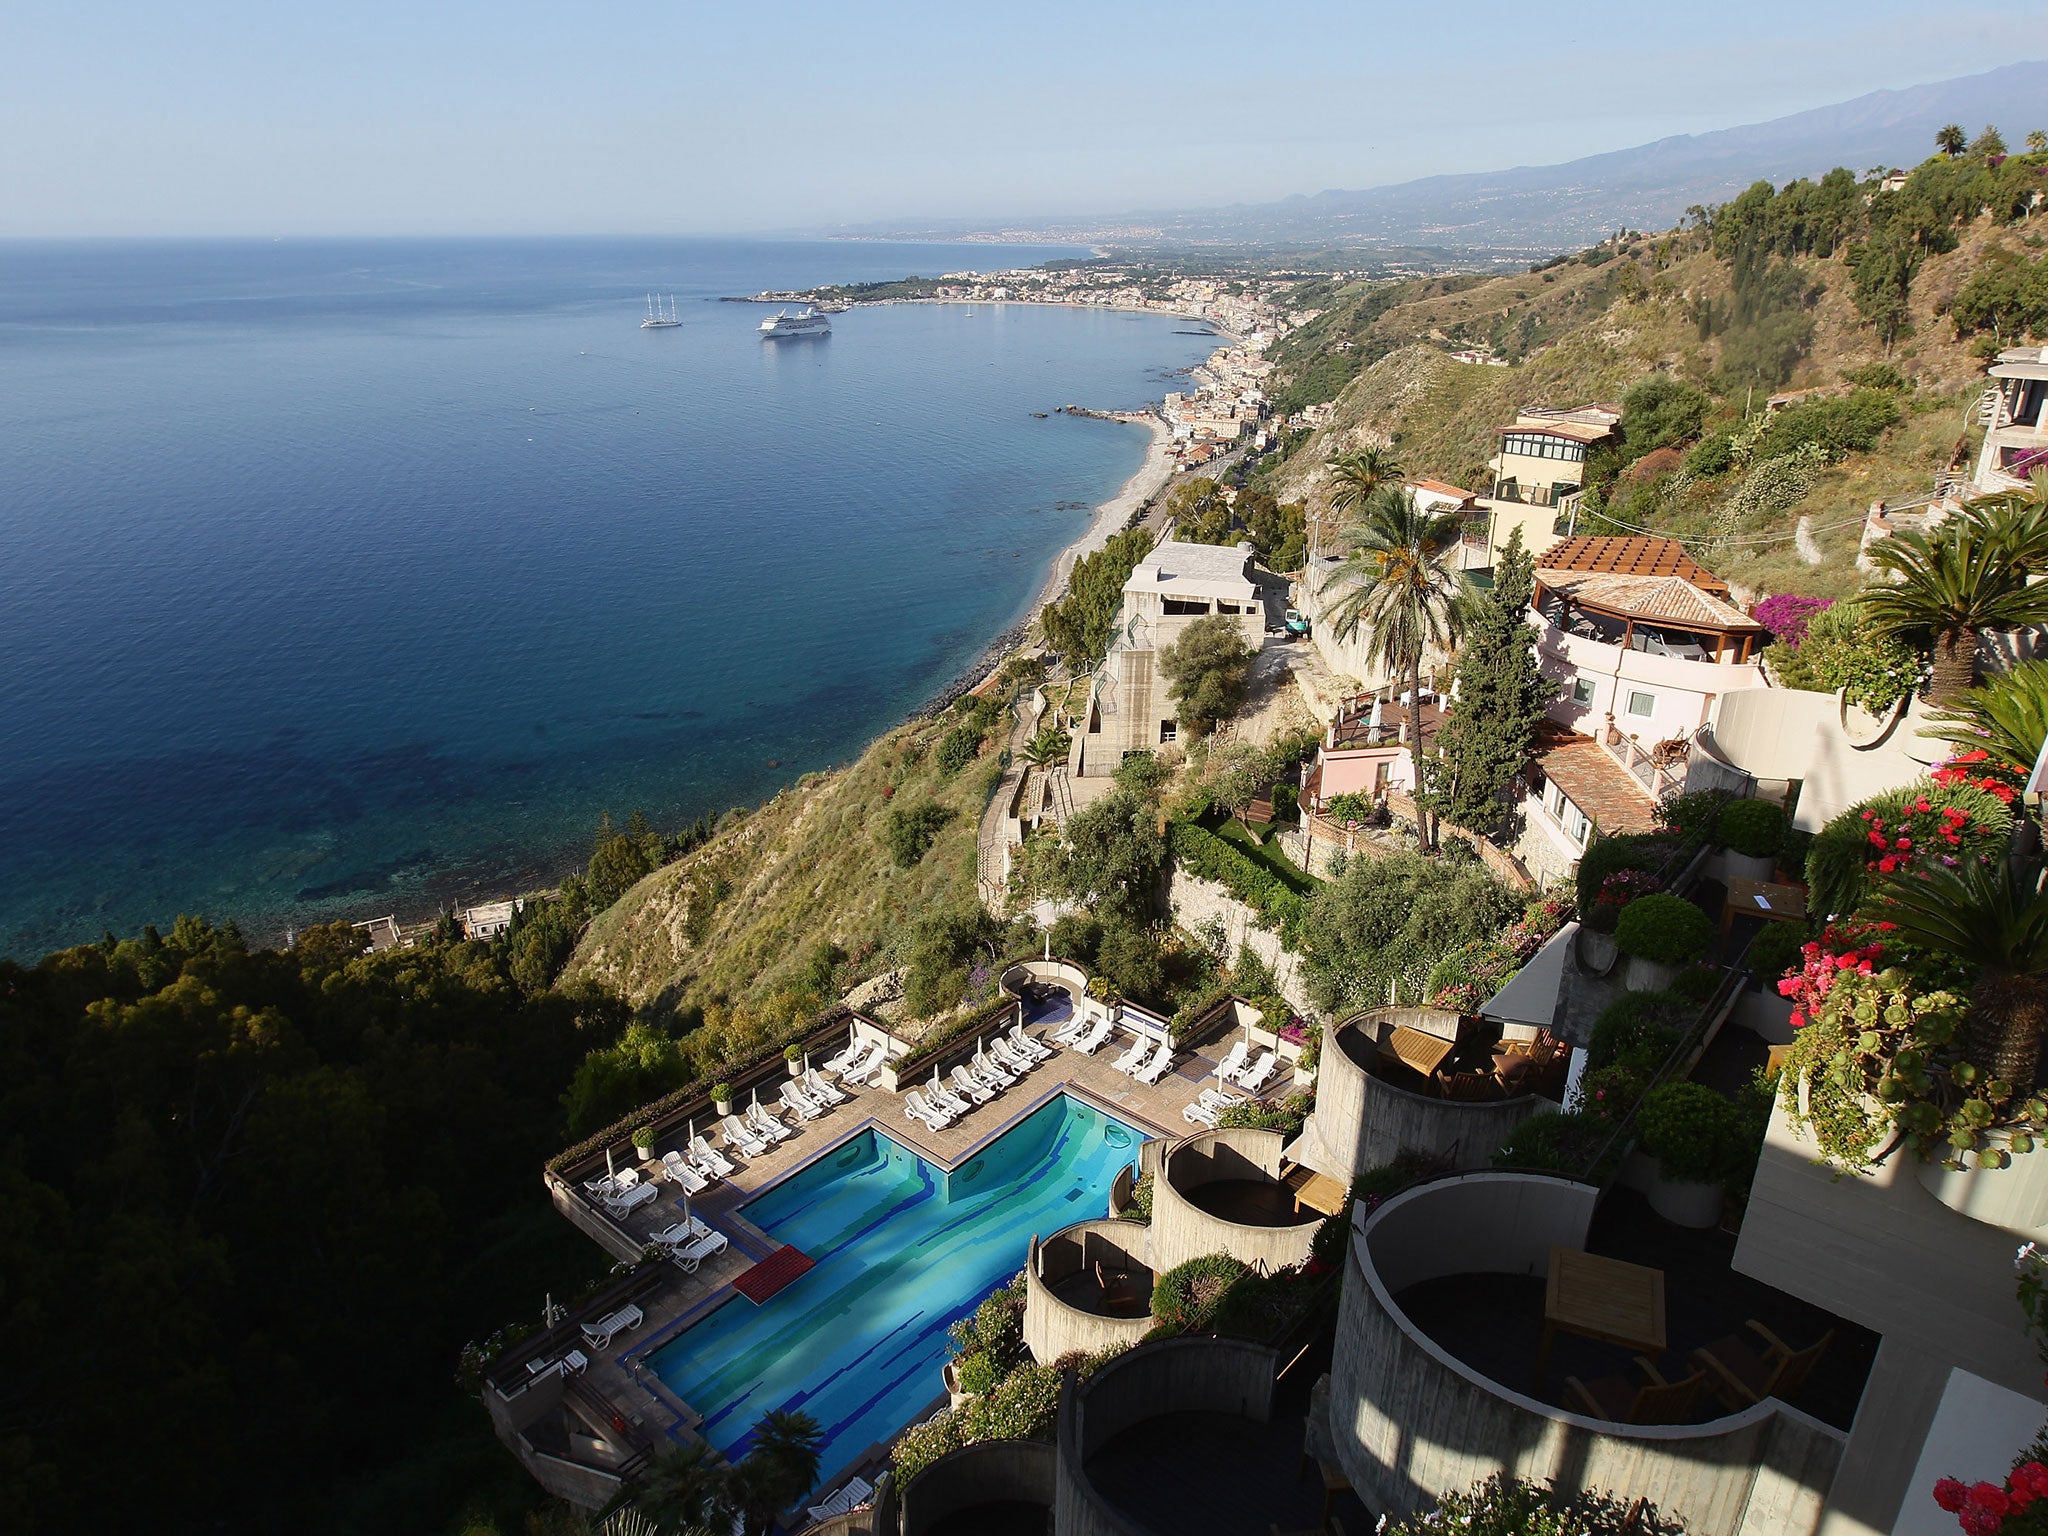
[1715,797,1786,859]
[1862,497,2048,702]
[1386,1474,1680,1536]
[1043,525,1156,665]
[1613,893,1715,965]
[1159,613,1255,736]
[0,917,615,1533]
[1493,1110,1618,1179]
[883,800,954,868]
[1764,599,1922,712]
[639,1409,824,1536]
[1426,529,1553,834]
[1150,1253,1253,1332]
[1297,851,1521,1013]
[1637,1081,1745,1184]
[1805,776,2014,922]
[1743,921,1809,984]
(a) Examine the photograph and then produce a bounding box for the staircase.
[1981,387,2014,429]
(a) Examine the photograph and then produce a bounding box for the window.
[1163,598,1211,616]
[1216,601,1239,615]
[1626,690,1656,718]
[1571,677,1596,706]
[1564,803,1591,844]
[1374,761,1391,791]
[1159,719,1177,744]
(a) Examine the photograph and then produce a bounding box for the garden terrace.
[1330,1171,1871,1536]
[1149,1127,1321,1274]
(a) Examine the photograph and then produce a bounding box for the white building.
[459,899,521,942]
[1972,346,2048,495]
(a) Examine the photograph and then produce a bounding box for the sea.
[0,238,1220,958]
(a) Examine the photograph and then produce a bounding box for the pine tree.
[1426,529,1555,834]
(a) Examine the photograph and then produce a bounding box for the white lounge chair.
[1072,1018,1116,1055]
[930,1079,973,1116]
[721,1115,769,1157]
[746,1102,793,1142]
[842,1040,887,1084]
[647,1215,709,1248]
[580,1303,644,1349]
[904,1090,953,1131]
[688,1135,735,1178]
[950,1065,995,1104]
[1197,1087,1244,1113]
[804,1067,849,1105]
[1215,1040,1250,1083]
[992,1036,1037,1073]
[1050,1009,1091,1046]
[604,1180,659,1215]
[1133,1038,1176,1086]
[778,1082,824,1121]
[528,1347,590,1379]
[669,1228,730,1273]
[1109,1034,1150,1074]
[660,1151,711,1194]
[806,1476,876,1524]
[1009,1023,1054,1061]
[583,1173,626,1199]
[1237,1050,1281,1094]
[822,1040,864,1073]
[1182,1100,1220,1127]
[973,1048,1017,1089]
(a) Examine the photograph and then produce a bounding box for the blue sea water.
[0,239,1217,957]
[648,1093,1142,1487]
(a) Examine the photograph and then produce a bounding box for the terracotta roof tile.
[1533,723,1660,836]
[1410,478,1479,502]
[1498,419,1613,444]
[1537,536,1729,595]
[1541,572,1762,632]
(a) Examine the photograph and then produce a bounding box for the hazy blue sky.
[2,0,2038,236]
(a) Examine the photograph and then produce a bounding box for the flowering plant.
[1932,1459,2048,1535]
[1753,593,1833,648]
[1933,748,2024,806]
[1777,920,1890,1029]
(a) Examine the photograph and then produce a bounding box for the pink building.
[1302,690,1445,811]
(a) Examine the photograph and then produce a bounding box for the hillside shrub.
[1168,820,1305,935]
[882,800,954,868]
[934,724,983,776]
[1637,1081,1743,1183]
[1716,798,1786,859]
[1574,833,1671,924]
[1684,429,1738,476]
[1765,599,1921,712]
[1493,1111,1616,1179]
[1751,387,1901,461]
[1752,593,1832,647]
[1614,894,1714,965]
[1151,1254,1252,1333]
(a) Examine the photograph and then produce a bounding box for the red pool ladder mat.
[732,1245,815,1304]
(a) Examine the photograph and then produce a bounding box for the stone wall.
[1331,1173,1843,1536]
[1025,1223,1157,1364]
[1054,1337,1280,1536]
[1163,868,1316,1019]
[898,1439,1055,1536]
[1150,1127,1320,1275]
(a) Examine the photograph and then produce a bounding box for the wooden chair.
[1444,1071,1501,1102]
[1691,1320,1834,1411]
[1095,1259,1143,1316]
[1565,1356,1706,1424]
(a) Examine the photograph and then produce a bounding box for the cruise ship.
[759,307,831,340]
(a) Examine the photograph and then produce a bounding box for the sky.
[1,0,2041,237]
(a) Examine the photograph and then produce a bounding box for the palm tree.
[1321,444,1405,559]
[637,1440,734,1536]
[1322,483,1472,848]
[1860,504,2048,703]
[1022,725,1071,769]
[1936,123,1967,158]
[731,1409,824,1534]
[2029,131,2048,156]
[1926,660,2048,786]
[1877,856,2048,1088]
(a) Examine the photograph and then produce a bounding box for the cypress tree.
[1427,528,1555,834]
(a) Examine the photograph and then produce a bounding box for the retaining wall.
[1330,1172,1843,1536]
[1163,869,1316,1020]
[1150,1127,1320,1275]
[1025,1222,1157,1364]
[897,1438,1055,1536]
[1296,1008,1547,1180]
[1053,1337,1279,1536]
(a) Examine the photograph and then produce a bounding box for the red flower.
[1937,1479,1971,1513]
[1897,838,1912,850]
[1973,1484,2013,1518]
[1878,856,1900,873]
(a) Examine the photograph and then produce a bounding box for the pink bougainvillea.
[1930,1460,2048,1535]
[1753,593,1833,647]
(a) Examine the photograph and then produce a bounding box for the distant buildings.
[460,899,521,942]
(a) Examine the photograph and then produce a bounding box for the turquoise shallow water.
[649,1093,1143,1484]
[0,238,1216,957]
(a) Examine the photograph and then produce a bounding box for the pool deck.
[565,1013,1263,1470]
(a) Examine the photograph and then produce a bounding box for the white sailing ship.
[641,294,680,329]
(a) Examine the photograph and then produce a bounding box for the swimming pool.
[648,1092,1143,1484]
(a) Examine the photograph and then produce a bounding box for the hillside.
[1263,193,2042,599]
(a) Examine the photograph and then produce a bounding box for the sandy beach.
[1038,414,1175,610]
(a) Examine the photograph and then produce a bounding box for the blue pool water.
[649,1092,1142,1483]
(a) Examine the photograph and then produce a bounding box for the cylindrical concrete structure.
[1024,1222,1156,1365]
[1150,1127,1320,1275]
[1329,1172,1844,1536]
[1054,1337,1279,1536]
[897,1438,1056,1536]
[1298,1008,1548,1180]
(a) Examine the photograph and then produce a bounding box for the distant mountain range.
[851,62,2048,257]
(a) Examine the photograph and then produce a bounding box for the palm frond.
[1925,661,2048,780]
[1874,855,2048,973]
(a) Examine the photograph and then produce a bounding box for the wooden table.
[1534,1246,1667,1391]
[1383,1025,1455,1079]
[1720,877,1809,940]
[1284,1164,1349,1217]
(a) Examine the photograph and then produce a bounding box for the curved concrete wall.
[1150,1128,1319,1275]
[898,1438,1056,1536]
[1301,1009,1546,1180]
[1025,1222,1156,1365]
[1003,957,1092,1003]
[1054,1337,1279,1536]
[1329,1173,1843,1536]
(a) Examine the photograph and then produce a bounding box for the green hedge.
[1716,798,1786,859]
[1151,1253,1252,1332]
[893,993,1022,1079]
[1169,820,1309,937]
[1637,1081,1744,1184]
[1587,990,1689,1074]
[1493,1111,1619,1181]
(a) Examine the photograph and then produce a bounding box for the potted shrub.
[1636,1081,1740,1227]
[711,1082,734,1117]
[631,1124,656,1160]
[1716,798,1786,883]
[1614,894,1714,992]
[785,1043,805,1077]
[1741,922,1808,1042]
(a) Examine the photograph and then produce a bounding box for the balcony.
[1024,1219,1157,1365]
[1149,1127,1322,1275]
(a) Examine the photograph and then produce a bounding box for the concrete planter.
[941,1358,976,1410]
[713,1098,733,1118]
[1576,927,1619,976]
[1739,985,1798,1045]
[1646,1160,1726,1228]
[1916,1135,2048,1242]
[1722,850,1776,883]
[1623,955,1681,993]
